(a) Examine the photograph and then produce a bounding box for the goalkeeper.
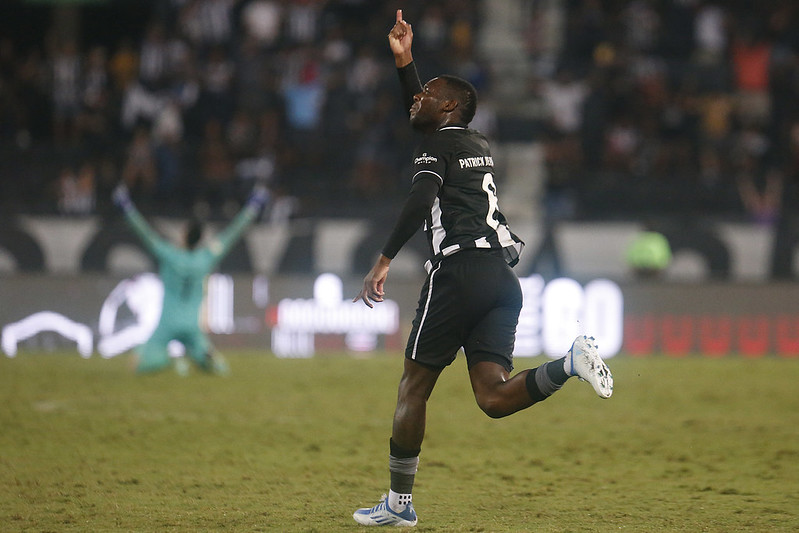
[112,183,268,374]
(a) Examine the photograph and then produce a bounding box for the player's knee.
[475,392,507,419]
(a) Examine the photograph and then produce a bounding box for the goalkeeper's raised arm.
[206,184,270,264]
[111,183,169,258]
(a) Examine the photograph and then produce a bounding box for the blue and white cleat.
[566,335,613,399]
[353,494,418,527]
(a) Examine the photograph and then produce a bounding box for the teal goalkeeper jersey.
[124,205,258,326]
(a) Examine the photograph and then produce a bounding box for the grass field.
[1,351,798,532]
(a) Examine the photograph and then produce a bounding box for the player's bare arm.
[353,254,391,308]
[388,9,413,68]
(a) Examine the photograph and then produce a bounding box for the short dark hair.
[186,218,204,249]
[439,75,478,124]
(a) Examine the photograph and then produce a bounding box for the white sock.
[388,490,412,512]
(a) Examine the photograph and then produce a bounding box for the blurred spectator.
[734,124,782,225]
[121,81,165,131]
[138,23,169,90]
[77,46,111,147]
[50,39,82,145]
[234,36,270,114]
[152,100,185,202]
[737,168,783,226]
[693,2,728,64]
[196,118,236,217]
[108,38,139,92]
[57,163,96,215]
[731,27,772,126]
[197,44,235,124]
[281,46,325,133]
[241,0,283,48]
[121,124,158,201]
[180,0,236,51]
[622,0,661,55]
[285,0,322,45]
[539,66,588,219]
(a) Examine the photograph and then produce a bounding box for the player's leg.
[354,264,460,527]
[134,327,172,373]
[467,357,572,418]
[353,359,439,527]
[466,315,613,414]
[390,358,441,502]
[183,330,229,375]
[392,358,443,451]
[461,253,576,416]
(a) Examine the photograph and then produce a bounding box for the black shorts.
[405,249,523,372]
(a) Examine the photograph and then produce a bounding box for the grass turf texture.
[1,352,797,532]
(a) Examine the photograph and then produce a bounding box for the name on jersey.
[414,153,438,165]
[458,156,494,168]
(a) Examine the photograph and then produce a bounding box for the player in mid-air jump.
[351,10,613,527]
[112,183,268,375]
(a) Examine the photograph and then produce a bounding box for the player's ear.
[441,99,459,113]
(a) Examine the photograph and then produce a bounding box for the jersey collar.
[437,124,468,131]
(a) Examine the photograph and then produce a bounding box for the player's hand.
[388,9,413,66]
[112,183,133,211]
[353,255,391,308]
[247,184,270,210]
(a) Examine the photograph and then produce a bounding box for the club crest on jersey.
[414,153,438,165]
[458,156,494,168]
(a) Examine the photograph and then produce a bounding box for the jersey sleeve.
[206,204,259,264]
[411,135,448,187]
[397,62,423,115]
[124,206,172,260]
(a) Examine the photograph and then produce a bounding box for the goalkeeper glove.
[112,183,133,212]
[246,184,270,211]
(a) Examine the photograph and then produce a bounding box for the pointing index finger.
[396,9,402,23]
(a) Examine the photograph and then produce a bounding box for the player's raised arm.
[207,184,269,262]
[388,9,413,68]
[390,10,422,116]
[112,183,169,257]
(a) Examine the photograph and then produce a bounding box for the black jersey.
[412,126,524,268]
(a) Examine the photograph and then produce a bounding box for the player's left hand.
[112,183,133,211]
[353,256,391,308]
[247,184,270,210]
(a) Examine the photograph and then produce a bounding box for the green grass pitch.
[1,351,798,532]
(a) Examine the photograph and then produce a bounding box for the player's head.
[185,218,203,249]
[410,75,478,132]
[438,75,477,124]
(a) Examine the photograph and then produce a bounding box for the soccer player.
[112,183,268,375]
[351,10,614,527]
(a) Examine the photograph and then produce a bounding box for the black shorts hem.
[465,351,513,373]
[403,354,449,371]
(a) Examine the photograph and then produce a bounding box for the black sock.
[525,358,570,402]
[389,438,420,495]
[525,368,548,402]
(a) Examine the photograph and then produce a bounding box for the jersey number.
[481,172,500,229]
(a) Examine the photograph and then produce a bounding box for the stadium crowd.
[0,0,798,223]
[528,0,799,221]
[0,0,483,221]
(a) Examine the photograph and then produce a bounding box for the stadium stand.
[0,0,797,225]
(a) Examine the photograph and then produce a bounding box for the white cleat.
[353,494,418,527]
[566,335,613,399]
